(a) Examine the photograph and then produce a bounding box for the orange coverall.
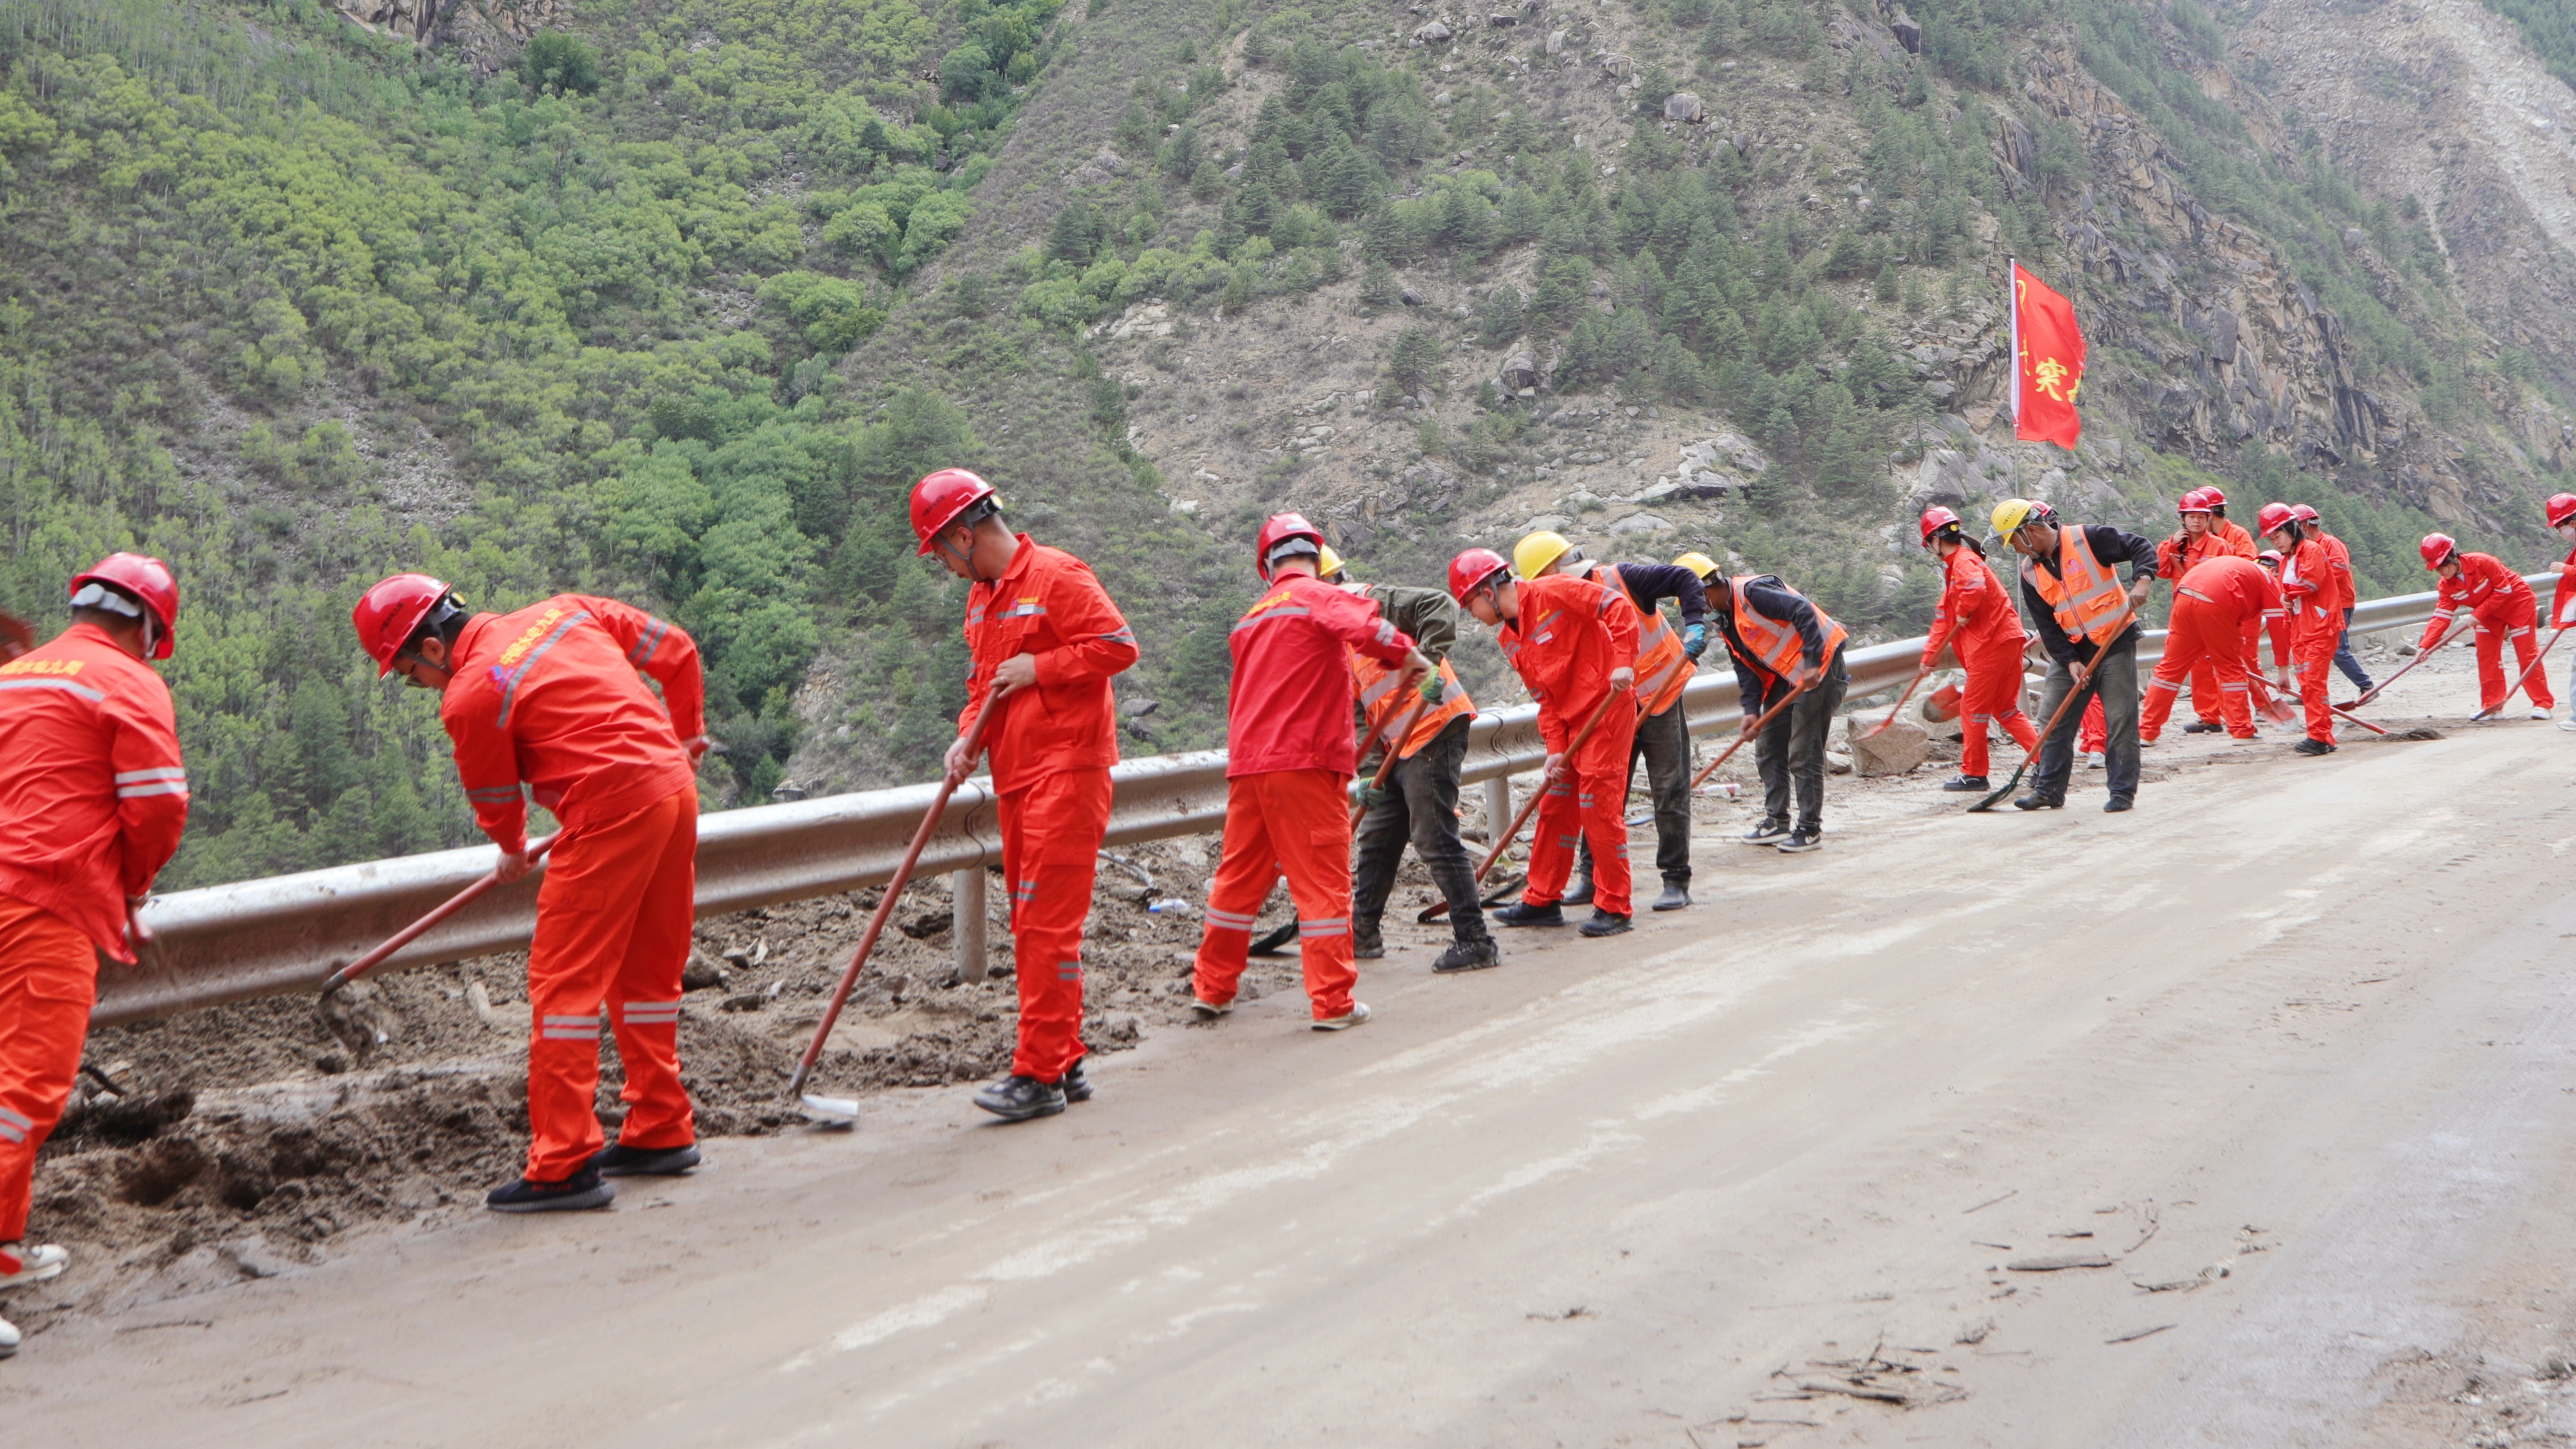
[959,537,1137,1083]
[0,622,189,1242]
[1195,576,1415,1020]
[1501,572,1640,916]
[2141,556,2289,742]
[1922,545,2035,779]
[2280,540,2344,744]
[2423,553,2554,714]
[441,596,706,1183]
[2155,522,2256,728]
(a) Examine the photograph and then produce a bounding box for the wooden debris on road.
[2006,1252,2115,1271]
[2106,1323,2177,1344]
[1773,1342,1969,1409]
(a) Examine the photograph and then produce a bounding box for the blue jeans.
[2331,609,2372,691]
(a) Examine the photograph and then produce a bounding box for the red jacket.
[2176,555,2291,664]
[2554,541,2576,629]
[1500,572,1639,752]
[2314,531,2357,611]
[1921,546,2025,668]
[0,623,189,960]
[2278,538,2342,641]
[440,596,705,855]
[2156,521,2256,580]
[958,537,1138,794]
[2421,553,2534,648]
[1225,573,1414,778]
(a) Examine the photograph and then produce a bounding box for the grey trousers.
[1750,645,1850,831]
[1351,716,1487,942]
[2030,640,2140,801]
[1575,698,1693,884]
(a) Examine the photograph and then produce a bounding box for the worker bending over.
[1320,549,1494,973]
[1515,532,1702,912]
[2140,554,2285,745]
[916,470,1139,1122]
[2545,494,2576,732]
[2155,489,2255,734]
[1693,562,1847,851]
[0,556,188,1357]
[1996,499,2158,812]
[1452,548,1642,935]
[1193,516,1430,1029]
[1918,508,2036,793]
[2419,532,2553,721]
[354,575,709,1211]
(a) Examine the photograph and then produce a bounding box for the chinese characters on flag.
[2012,261,2085,448]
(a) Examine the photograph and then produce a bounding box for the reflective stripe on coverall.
[1922,547,2035,779]
[0,897,94,1243]
[1502,573,1641,916]
[2142,556,2278,741]
[2422,553,2555,713]
[2282,539,2340,745]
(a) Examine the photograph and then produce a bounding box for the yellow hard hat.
[1671,550,1719,581]
[1316,545,1344,580]
[1513,530,1574,580]
[1990,498,2040,539]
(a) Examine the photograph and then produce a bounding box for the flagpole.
[2005,254,2019,435]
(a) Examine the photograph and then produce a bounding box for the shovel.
[1865,667,1931,739]
[2469,625,2568,721]
[2270,679,2391,737]
[788,694,1003,1124]
[2349,618,2468,710]
[1684,671,1815,795]
[1250,691,1436,956]
[1969,607,2137,813]
[1421,688,1623,923]
[317,830,564,1057]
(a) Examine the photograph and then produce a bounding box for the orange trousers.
[1193,770,1358,1022]
[1957,643,2038,778]
[1525,702,1639,916]
[2293,622,2338,745]
[2472,601,2556,712]
[525,787,697,1183]
[2142,596,2257,741]
[0,895,91,1243]
[998,769,1110,1083]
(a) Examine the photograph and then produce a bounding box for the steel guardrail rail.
[94,576,2501,1025]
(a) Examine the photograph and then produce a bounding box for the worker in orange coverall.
[914,468,1139,1123]
[2140,554,2288,744]
[2545,494,2576,732]
[0,555,188,1355]
[1918,507,2036,793]
[2418,531,2554,721]
[2256,504,2345,755]
[2156,488,2257,735]
[353,575,709,1212]
[1451,547,1642,937]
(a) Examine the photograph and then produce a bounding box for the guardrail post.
[1484,774,1513,843]
[953,867,988,984]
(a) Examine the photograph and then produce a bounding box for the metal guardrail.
[96,576,2499,1026]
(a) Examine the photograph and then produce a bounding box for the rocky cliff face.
[325,0,564,71]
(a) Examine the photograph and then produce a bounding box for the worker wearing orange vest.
[1706,570,1847,853]
[1193,516,1431,1029]
[2140,554,2287,744]
[2292,504,2377,696]
[1453,550,1643,936]
[354,576,709,1212]
[2418,532,2554,720]
[1996,499,2159,812]
[0,555,189,1351]
[1321,549,1495,973]
[1519,533,1704,912]
[1918,508,2037,792]
[915,470,1139,1122]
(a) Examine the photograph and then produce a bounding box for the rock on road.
[18,701,2576,1447]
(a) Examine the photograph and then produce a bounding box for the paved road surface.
[18,685,2576,1447]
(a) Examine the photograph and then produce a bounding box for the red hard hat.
[2420,532,2457,571]
[2549,493,2576,529]
[910,468,998,555]
[2255,502,2296,537]
[2201,485,2229,508]
[1254,512,1325,581]
[67,553,179,661]
[1448,547,1512,603]
[352,573,455,678]
[1919,505,1962,548]
[2177,489,2213,516]
[2289,503,2320,525]
[2257,549,2283,569]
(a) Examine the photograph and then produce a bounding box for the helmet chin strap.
[938,525,994,585]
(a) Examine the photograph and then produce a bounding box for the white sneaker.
[2228,734,2260,746]
[1189,997,1231,1020]
[1312,1002,1371,1032]
[2558,717,2576,733]
[2084,751,2105,770]
[2534,708,2553,720]
[0,1244,66,1291]
[0,1312,17,1358]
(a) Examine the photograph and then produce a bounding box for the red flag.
[2011,261,2085,448]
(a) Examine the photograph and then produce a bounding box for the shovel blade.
[1965,765,2026,813]
[800,1094,860,1128]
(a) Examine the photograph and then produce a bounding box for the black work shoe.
[973,1074,1068,1123]
[1776,826,1822,853]
[1432,937,1500,972]
[2104,795,2135,813]
[2183,721,2220,734]
[594,1140,701,1177]
[1561,875,1596,907]
[487,1167,613,1213]
[2012,793,2065,811]
[2292,738,2337,756]
[1651,880,1692,912]
[1492,901,1566,928]
[1577,910,1633,937]
[1940,775,1990,793]
[1060,1059,1093,1103]
[1352,929,1385,961]
[1740,816,1791,845]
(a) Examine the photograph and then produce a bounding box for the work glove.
[1360,786,1390,812]
[1418,677,1444,706]
[1683,623,1707,660]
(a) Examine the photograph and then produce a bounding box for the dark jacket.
[2015,523,2158,665]
[1353,583,1458,667]
[1606,563,1709,630]
[1711,574,1840,698]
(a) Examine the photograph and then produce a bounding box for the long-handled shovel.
[2469,625,2569,721]
[2348,618,2468,710]
[1684,672,1815,795]
[1248,692,1434,956]
[2270,679,2391,737]
[1421,688,1624,924]
[1865,667,1931,739]
[316,830,564,1056]
[789,696,1003,1123]
[1969,609,2136,813]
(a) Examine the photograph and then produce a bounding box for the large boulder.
[1663,93,1704,123]
[1413,20,1453,43]
[1844,713,1930,777]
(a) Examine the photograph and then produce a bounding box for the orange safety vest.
[2021,527,2130,647]
[1725,576,1847,680]
[1351,648,1473,759]
[1580,563,1694,714]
